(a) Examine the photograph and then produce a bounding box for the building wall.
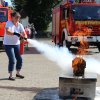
[96,0,100,3]
[20,16,30,28]
[0,0,4,5]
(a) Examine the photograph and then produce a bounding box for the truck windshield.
[0,8,8,22]
[72,5,100,20]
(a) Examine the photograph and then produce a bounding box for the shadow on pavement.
[24,47,40,54]
[33,87,91,100]
[33,87,59,100]
[0,49,5,53]
[0,78,9,80]
[0,85,42,93]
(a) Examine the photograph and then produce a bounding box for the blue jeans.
[4,45,22,73]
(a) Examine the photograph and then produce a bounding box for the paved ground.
[0,38,100,100]
[0,38,60,100]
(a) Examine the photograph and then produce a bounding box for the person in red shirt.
[25,26,31,38]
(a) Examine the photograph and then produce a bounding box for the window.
[0,8,8,22]
[72,5,100,20]
[62,8,69,19]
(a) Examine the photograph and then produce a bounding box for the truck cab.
[52,0,100,51]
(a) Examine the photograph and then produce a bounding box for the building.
[20,16,30,28]
[96,0,100,3]
[0,0,4,5]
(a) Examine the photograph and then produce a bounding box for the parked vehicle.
[0,2,13,48]
[52,0,100,51]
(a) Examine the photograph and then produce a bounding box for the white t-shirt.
[3,21,25,45]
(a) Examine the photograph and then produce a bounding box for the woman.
[3,12,27,81]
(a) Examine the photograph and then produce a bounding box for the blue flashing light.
[69,0,75,3]
[5,2,8,7]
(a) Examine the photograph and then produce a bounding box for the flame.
[74,27,92,55]
[72,27,92,77]
[72,57,86,76]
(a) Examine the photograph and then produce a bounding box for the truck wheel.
[0,42,4,49]
[59,40,66,47]
[61,33,70,49]
[61,39,70,50]
[97,44,100,52]
[65,40,70,50]
[97,43,100,52]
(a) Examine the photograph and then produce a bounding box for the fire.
[72,57,86,77]
[74,26,92,55]
[72,27,92,77]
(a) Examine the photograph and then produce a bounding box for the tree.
[13,0,62,31]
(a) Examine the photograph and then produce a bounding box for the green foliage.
[13,0,27,11]
[13,0,62,31]
[75,0,80,3]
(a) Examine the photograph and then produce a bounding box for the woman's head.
[11,12,21,23]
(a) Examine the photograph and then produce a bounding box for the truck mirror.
[72,9,76,14]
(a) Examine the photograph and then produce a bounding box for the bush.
[36,31,51,38]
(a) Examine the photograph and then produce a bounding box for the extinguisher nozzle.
[24,38,27,40]
[20,37,27,40]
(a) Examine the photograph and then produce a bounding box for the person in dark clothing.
[30,25,37,39]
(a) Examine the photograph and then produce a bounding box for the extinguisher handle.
[20,36,27,40]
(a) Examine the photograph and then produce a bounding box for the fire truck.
[52,0,100,51]
[0,2,12,48]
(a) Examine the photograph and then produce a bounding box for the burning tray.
[59,72,97,100]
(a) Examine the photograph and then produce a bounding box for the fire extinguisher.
[20,37,27,55]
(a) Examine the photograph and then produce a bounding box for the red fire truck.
[0,2,12,48]
[52,0,100,51]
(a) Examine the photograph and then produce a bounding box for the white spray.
[27,39,100,75]
[27,39,74,75]
[27,39,100,98]
[85,57,100,74]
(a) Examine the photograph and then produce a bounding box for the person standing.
[30,25,37,39]
[3,12,27,81]
[25,26,31,38]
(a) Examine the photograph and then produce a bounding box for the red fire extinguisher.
[20,40,24,55]
[20,37,27,55]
